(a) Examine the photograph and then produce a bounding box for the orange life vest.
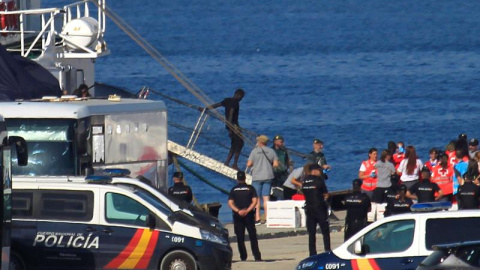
[431,165,454,195]
[361,159,377,191]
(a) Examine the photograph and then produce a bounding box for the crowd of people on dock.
[178,89,480,259]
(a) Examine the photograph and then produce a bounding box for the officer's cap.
[173,172,183,179]
[421,166,431,174]
[309,163,322,171]
[274,135,284,141]
[313,138,323,144]
[352,179,362,187]
[237,171,246,181]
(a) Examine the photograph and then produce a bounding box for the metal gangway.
[167,140,253,184]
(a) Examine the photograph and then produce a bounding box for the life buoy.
[0,2,7,37]
[6,1,18,31]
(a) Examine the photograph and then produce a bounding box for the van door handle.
[85,226,97,232]
[102,228,114,234]
[401,258,414,264]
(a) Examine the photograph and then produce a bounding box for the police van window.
[133,187,172,216]
[426,218,480,250]
[40,191,93,221]
[105,193,151,227]
[12,192,33,218]
[356,219,415,254]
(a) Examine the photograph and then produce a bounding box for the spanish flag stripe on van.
[104,229,144,269]
[118,229,154,269]
[351,259,381,270]
[135,230,160,269]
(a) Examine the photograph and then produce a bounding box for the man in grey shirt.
[373,149,396,203]
[247,135,279,224]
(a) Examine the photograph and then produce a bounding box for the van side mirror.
[146,214,156,229]
[354,240,366,255]
[8,136,28,166]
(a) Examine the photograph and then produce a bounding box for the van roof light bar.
[103,168,131,177]
[85,175,112,184]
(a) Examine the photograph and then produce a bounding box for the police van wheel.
[160,250,196,270]
[10,253,26,270]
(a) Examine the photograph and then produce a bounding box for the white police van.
[10,176,232,270]
[297,205,480,270]
[109,175,229,239]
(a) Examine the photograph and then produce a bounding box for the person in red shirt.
[425,148,439,171]
[431,153,454,202]
[358,148,378,200]
[392,142,405,171]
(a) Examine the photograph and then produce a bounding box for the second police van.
[10,176,232,270]
[296,205,480,270]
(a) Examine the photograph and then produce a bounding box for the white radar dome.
[61,17,99,51]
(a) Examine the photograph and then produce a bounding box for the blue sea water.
[53,0,480,223]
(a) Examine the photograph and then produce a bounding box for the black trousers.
[344,219,367,241]
[305,206,331,256]
[283,187,297,200]
[233,211,261,261]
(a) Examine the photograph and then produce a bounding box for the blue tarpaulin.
[0,44,62,100]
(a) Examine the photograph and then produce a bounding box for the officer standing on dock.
[228,171,262,261]
[168,172,193,204]
[457,173,480,209]
[385,184,413,216]
[407,166,443,203]
[344,179,371,241]
[302,163,331,256]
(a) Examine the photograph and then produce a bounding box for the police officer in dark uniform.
[385,184,413,216]
[302,163,330,256]
[167,172,193,204]
[407,166,443,203]
[383,174,401,217]
[344,179,371,241]
[228,171,262,261]
[457,173,480,209]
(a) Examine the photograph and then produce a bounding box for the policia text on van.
[10,177,232,270]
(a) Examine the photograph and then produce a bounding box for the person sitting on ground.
[168,172,193,204]
[407,166,443,203]
[72,84,91,98]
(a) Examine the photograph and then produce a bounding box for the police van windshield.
[133,187,172,216]
[7,119,75,176]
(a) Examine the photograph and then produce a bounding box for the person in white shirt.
[397,145,423,189]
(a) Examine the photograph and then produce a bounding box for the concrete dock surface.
[225,210,347,270]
